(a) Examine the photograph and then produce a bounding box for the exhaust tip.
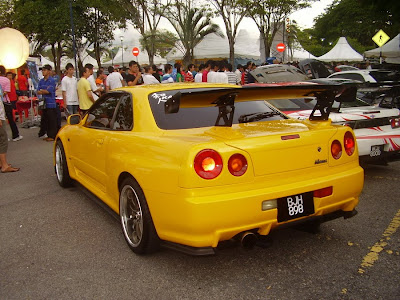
[239,231,258,249]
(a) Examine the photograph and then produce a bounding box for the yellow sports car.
[54,82,364,255]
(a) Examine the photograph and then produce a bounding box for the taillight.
[391,117,400,128]
[331,140,342,159]
[314,186,333,198]
[194,149,223,179]
[344,131,355,156]
[228,154,248,176]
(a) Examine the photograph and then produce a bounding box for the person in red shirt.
[6,72,17,108]
[202,60,212,82]
[17,69,28,96]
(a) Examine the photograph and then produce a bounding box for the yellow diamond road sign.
[372,30,390,47]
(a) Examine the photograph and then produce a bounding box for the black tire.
[55,140,73,188]
[119,177,160,254]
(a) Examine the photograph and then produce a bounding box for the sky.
[114,0,335,48]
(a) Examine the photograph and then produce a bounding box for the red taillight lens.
[331,140,342,160]
[391,118,400,128]
[228,154,248,176]
[194,149,223,179]
[344,131,355,156]
[314,186,333,198]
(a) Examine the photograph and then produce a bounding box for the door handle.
[96,139,104,145]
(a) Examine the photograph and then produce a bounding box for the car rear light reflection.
[344,131,355,156]
[228,154,248,176]
[314,186,333,198]
[391,117,400,128]
[331,140,342,159]
[194,149,223,179]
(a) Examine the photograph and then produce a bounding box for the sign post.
[372,30,390,64]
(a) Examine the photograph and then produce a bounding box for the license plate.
[277,192,314,223]
[370,145,383,157]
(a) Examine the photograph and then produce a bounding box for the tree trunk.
[228,36,235,66]
[264,35,270,59]
[95,41,101,68]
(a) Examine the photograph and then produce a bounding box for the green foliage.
[312,0,397,48]
[13,0,128,69]
[0,0,15,28]
[163,0,223,64]
[139,30,178,58]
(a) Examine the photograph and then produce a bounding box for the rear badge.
[315,159,327,164]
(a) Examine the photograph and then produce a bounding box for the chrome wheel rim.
[55,145,63,183]
[120,185,143,247]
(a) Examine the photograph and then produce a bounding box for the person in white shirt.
[207,61,219,83]
[235,64,244,85]
[194,64,204,83]
[85,63,104,101]
[61,63,79,114]
[142,66,160,85]
[106,66,124,92]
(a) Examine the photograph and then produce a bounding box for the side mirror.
[67,114,81,125]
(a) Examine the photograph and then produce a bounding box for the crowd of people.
[59,59,260,120]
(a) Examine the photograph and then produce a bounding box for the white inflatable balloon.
[0,27,30,69]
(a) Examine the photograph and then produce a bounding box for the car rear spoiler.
[163,82,357,126]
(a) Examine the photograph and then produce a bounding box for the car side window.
[345,73,365,82]
[85,94,120,129]
[112,93,133,130]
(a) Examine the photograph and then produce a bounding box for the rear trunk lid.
[204,120,336,176]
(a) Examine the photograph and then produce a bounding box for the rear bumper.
[356,132,400,157]
[146,164,364,248]
[160,209,358,256]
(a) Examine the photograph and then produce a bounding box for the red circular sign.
[132,47,139,56]
[276,43,286,52]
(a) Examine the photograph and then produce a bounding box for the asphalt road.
[1,124,399,300]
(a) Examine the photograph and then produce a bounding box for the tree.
[14,0,76,75]
[80,0,128,68]
[103,46,120,65]
[244,0,311,60]
[139,30,179,59]
[0,0,15,28]
[163,0,223,66]
[211,0,247,66]
[122,0,171,65]
[312,0,396,49]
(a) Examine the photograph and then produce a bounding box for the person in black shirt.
[152,64,161,82]
[125,61,143,86]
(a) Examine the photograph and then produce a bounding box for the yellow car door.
[69,93,123,193]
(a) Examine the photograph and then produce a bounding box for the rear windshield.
[149,90,287,130]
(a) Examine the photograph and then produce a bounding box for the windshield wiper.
[238,111,281,123]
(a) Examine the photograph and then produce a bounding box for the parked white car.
[328,69,399,84]
[266,97,400,161]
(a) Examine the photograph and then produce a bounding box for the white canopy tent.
[166,30,261,65]
[288,42,316,61]
[364,34,400,64]
[40,55,54,68]
[317,37,363,62]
